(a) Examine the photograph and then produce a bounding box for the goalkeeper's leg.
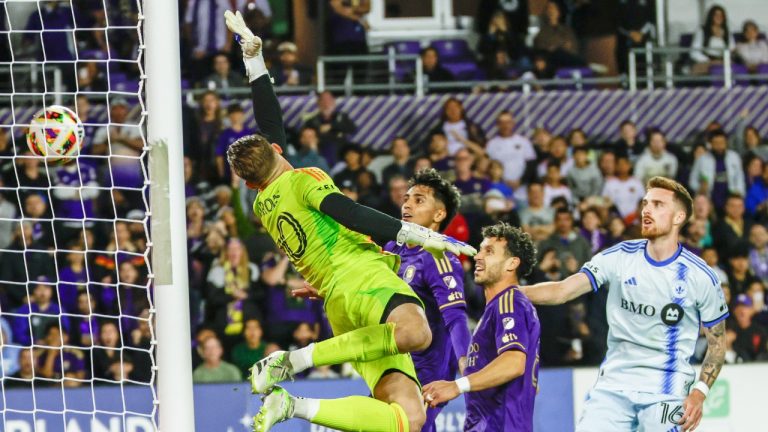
[256,372,425,432]
[251,289,431,393]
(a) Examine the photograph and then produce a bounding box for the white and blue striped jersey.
[580,240,729,397]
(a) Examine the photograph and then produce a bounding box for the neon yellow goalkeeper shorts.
[323,266,422,392]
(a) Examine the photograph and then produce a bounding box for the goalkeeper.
[223,11,476,432]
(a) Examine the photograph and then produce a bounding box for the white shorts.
[575,388,685,432]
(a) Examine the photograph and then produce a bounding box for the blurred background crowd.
[1,0,768,386]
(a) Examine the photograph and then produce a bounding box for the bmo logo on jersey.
[620,298,656,317]
[621,298,685,326]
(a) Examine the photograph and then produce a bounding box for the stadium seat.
[709,63,750,86]
[443,61,482,80]
[385,40,421,82]
[385,40,422,56]
[679,33,694,48]
[430,39,474,62]
[734,32,767,43]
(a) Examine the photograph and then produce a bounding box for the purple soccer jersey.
[36,349,86,378]
[464,286,540,432]
[385,242,471,431]
[52,164,99,219]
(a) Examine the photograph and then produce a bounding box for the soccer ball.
[26,105,85,164]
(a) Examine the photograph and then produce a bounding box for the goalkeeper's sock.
[288,343,315,373]
[311,322,400,367]
[295,396,409,432]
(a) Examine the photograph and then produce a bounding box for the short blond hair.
[226,134,278,186]
[646,176,693,222]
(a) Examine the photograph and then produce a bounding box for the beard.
[474,263,502,286]
[641,220,671,239]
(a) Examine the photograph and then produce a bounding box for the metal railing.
[0,64,63,104]
[628,45,732,90]
[316,51,423,97]
[179,46,768,102]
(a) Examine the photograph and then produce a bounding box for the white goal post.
[145,0,196,431]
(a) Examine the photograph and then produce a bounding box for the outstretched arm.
[318,192,476,257]
[225,9,285,149]
[250,74,286,149]
[519,272,594,306]
[679,320,726,431]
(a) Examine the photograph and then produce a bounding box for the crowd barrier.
[2,87,768,154]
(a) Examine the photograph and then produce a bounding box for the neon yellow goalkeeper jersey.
[253,167,400,298]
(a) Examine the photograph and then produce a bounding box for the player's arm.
[520,252,610,305]
[316,192,476,256]
[680,274,729,431]
[424,255,471,372]
[423,350,526,407]
[442,307,471,373]
[698,320,726,389]
[519,272,593,305]
[225,10,286,149]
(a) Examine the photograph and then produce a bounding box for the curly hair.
[409,168,462,231]
[481,222,538,277]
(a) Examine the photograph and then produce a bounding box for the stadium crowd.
[1,1,768,387]
[2,1,768,94]
[2,90,768,385]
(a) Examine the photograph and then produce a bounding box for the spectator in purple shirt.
[13,277,69,346]
[454,148,492,217]
[423,223,540,432]
[58,243,90,313]
[260,251,326,347]
[579,207,609,254]
[22,2,75,62]
[69,291,99,347]
[36,322,86,387]
[384,169,471,432]
[427,132,454,173]
[215,104,256,183]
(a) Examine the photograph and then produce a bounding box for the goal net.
[0,1,157,431]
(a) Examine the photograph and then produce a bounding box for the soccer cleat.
[253,386,294,432]
[249,351,294,394]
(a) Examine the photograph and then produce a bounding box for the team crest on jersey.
[661,303,684,326]
[443,275,457,289]
[503,317,515,330]
[403,265,416,283]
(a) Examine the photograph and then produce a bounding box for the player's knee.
[389,303,432,352]
[408,411,426,432]
[397,401,426,432]
[395,319,431,352]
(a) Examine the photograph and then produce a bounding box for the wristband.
[455,377,471,394]
[692,381,709,397]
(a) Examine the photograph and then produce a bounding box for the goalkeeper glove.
[397,221,477,258]
[223,10,268,82]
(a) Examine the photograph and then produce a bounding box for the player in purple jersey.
[423,223,540,432]
[384,169,472,432]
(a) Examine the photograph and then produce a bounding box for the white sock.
[288,343,315,373]
[292,397,320,421]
